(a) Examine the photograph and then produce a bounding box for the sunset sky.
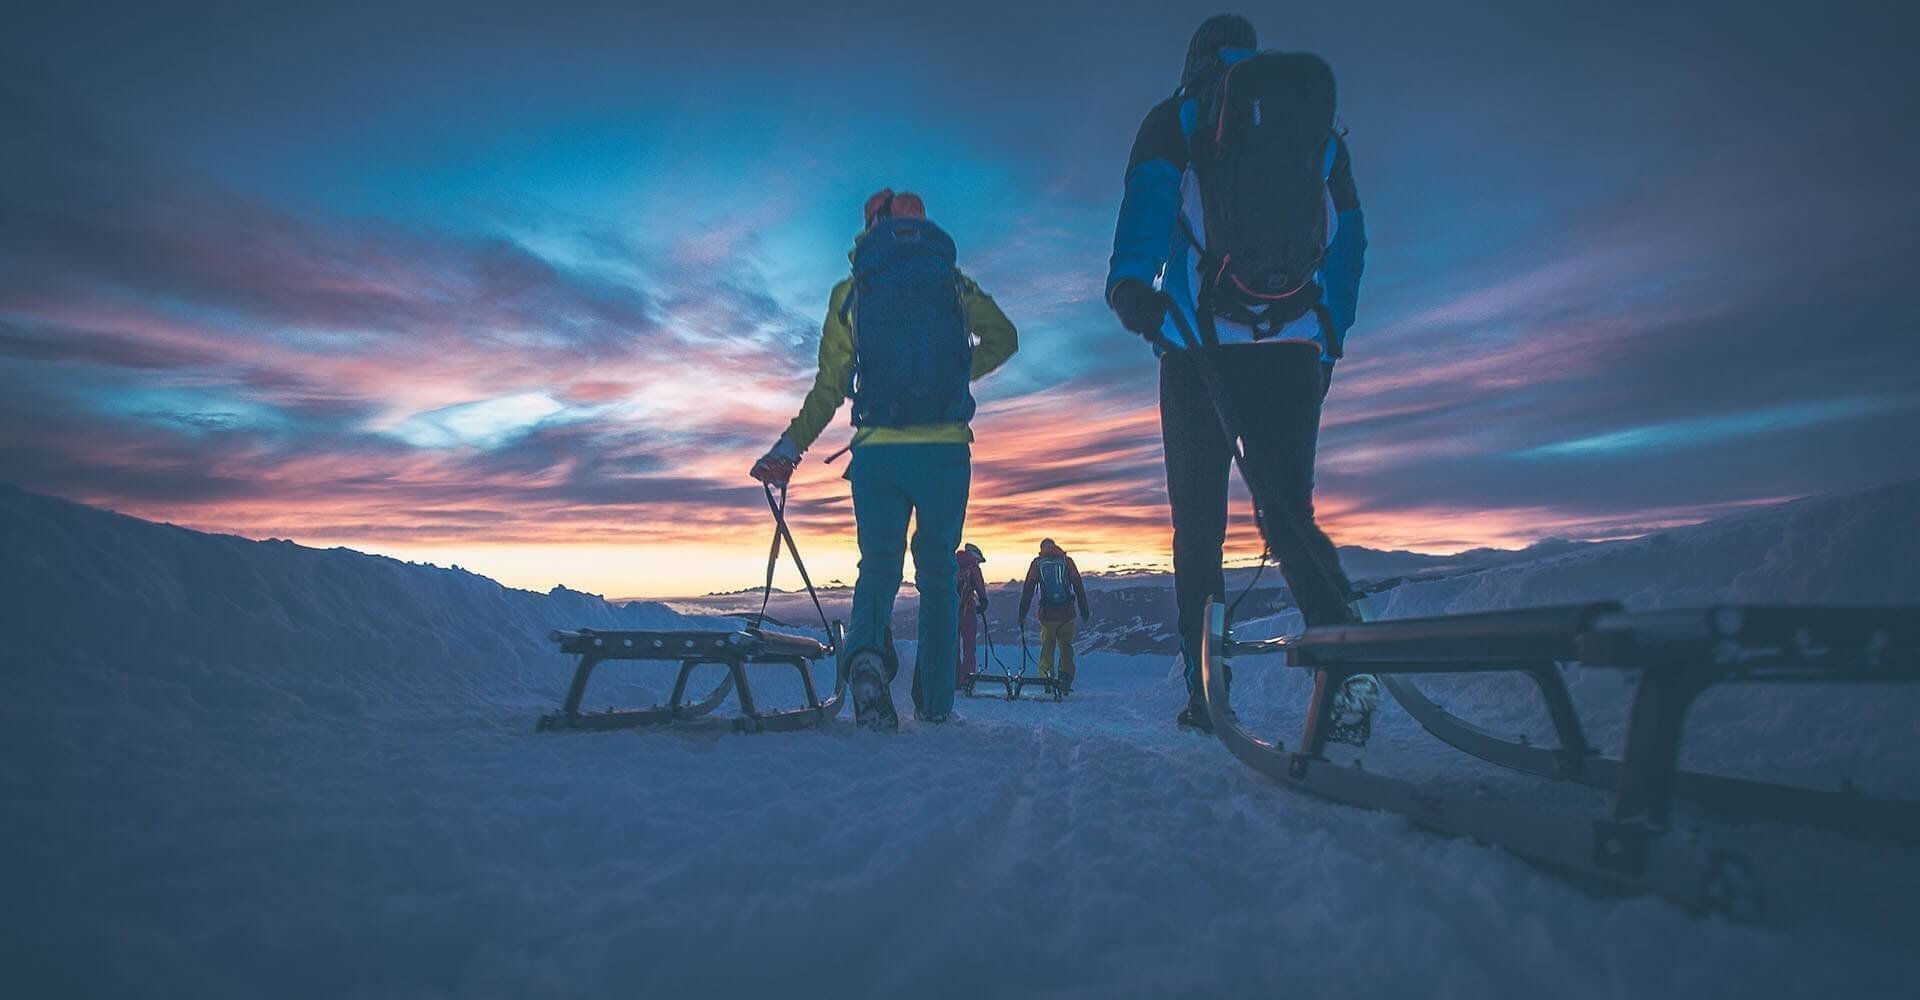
[3,1,1916,598]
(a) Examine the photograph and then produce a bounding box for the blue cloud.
[1517,399,1910,459]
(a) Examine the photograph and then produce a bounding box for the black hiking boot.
[848,650,899,733]
[1176,698,1214,733]
[1327,674,1380,747]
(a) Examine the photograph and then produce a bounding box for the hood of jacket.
[1038,540,1067,559]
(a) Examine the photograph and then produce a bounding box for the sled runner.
[962,609,1016,699]
[1012,674,1068,702]
[537,622,846,733]
[540,483,847,734]
[963,667,1015,700]
[1201,599,1920,918]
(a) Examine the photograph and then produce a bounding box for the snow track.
[4,483,1920,998]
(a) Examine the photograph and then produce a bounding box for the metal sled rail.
[1202,600,1920,917]
[962,671,1067,701]
[1013,674,1068,701]
[538,624,846,734]
[963,671,1017,700]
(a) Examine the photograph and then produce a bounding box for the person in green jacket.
[751,190,1019,730]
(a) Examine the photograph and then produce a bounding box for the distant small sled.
[961,668,1016,700]
[1013,673,1068,702]
[963,610,1067,702]
[538,623,847,734]
[1201,599,1920,919]
[964,669,1066,702]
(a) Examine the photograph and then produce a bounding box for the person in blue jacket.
[1105,14,1373,734]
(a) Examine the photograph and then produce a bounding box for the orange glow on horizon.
[90,468,1798,600]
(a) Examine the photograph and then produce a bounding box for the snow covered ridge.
[0,482,698,718]
[1373,476,1920,620]
[4,477,1913,675]
[895,477,1920,653]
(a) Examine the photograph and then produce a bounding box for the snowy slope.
[0,484,701,720]
[3,481,1919,999]
[1373,477,1920,618]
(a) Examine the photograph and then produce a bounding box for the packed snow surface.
[3,480,1919,998]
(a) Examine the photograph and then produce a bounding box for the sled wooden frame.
[1201,599,1920,917]
[538,624,846,734]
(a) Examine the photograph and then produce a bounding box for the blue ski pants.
[846,443,971,719]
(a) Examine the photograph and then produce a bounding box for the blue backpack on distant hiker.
[840,216,975,428]
[1038,555,1074,607]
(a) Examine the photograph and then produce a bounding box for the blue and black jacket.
[1106,50,1367,358]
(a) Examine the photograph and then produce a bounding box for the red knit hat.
[863,188,927,227]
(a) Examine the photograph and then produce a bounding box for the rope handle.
[756,483,837,651]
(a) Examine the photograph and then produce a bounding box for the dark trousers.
[1159,344,1355,695]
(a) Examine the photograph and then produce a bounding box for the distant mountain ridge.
[654,535,1601,608]
[919,477,1920,655]
[5,477,1914,668]
[653,479,1919,656]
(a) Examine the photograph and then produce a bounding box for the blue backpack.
[1038,555,1073,607]
[840,217,975,428]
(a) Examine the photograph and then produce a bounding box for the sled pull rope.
[757,482,836,650]
[979,605,1014,676]
[1017,618,1033,678]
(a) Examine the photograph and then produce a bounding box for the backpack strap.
[838,282,860,395]
[952,268,970,334]
[838,283,857,328]
[1178,211,1209,259]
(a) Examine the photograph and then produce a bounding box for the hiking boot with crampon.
[1327,674,1380,747]
[1176,698,1214,733]
[848,650,899,733]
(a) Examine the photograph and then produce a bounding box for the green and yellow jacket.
[782,271,1019,451]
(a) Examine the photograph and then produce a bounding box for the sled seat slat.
[1259,603,1919,678]
[548,627,830,661]
[1279,602,1620,667]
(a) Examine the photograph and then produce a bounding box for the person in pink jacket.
[955,543,990,688]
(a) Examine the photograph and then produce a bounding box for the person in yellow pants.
[1018,538,1090,690]
[1038,616,1078,683]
